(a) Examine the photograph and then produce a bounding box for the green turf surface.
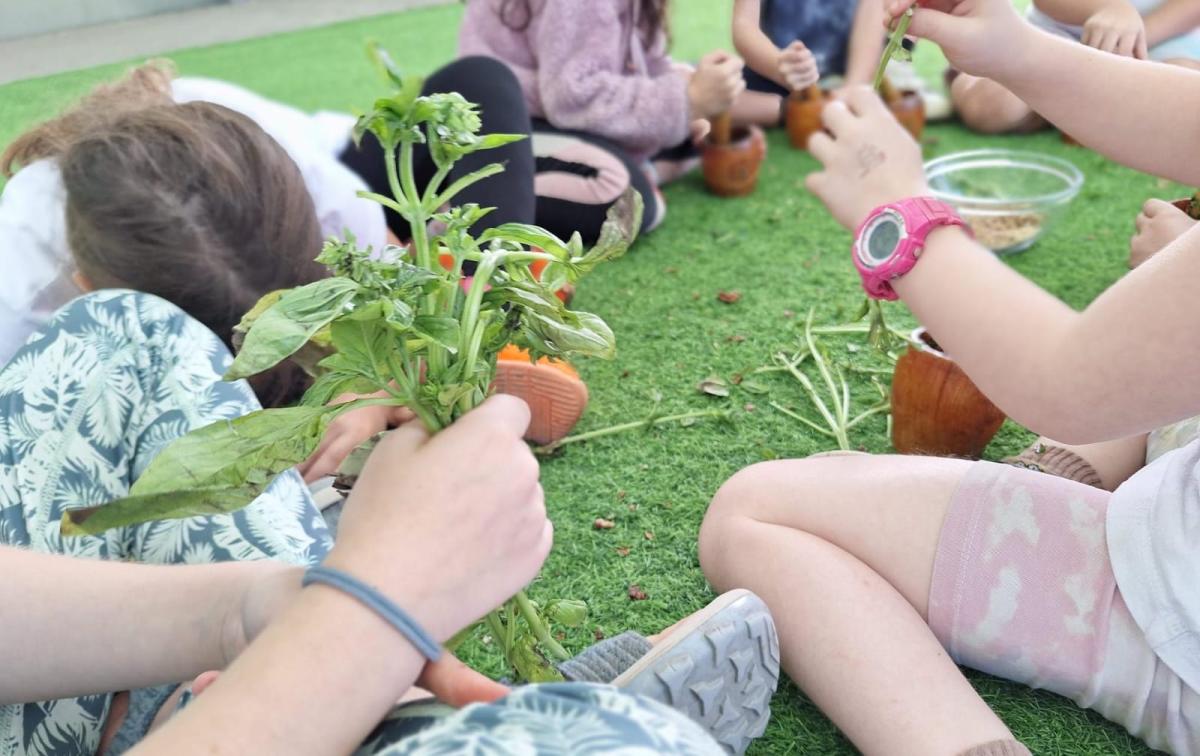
[0,2,1180,753]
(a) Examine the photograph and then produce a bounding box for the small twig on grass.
[534,409,732,455]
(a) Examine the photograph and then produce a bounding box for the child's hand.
[1082,3,1148,59]
[778,41,820,92]
[883,0,1028,80]
[805,87,929,231]
[326,395,550,643]
[688,51,747,119]
[297,393,414,483]
[1131,199,1197,268]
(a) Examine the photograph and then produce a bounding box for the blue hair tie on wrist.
[302,565,443,662]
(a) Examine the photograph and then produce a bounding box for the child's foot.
[493,345,589,446]
[559,590,780,755]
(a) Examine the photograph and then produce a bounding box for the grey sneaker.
[612,590,780,754]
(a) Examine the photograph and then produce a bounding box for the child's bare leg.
[1164,57,1200,71]
[731,89,785,128]
[1009,434,1147,491]
[699,454,1014,756]
[951,74,1047,135]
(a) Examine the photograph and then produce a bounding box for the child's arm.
[843,0,889,86]
[894,0,1200,185]
[733,0,785,86]
[1143,0,1200,47]
[0,551,295,704]
[135,395,546,755]
[1034,0,1147,56]
[808,87,1200,444]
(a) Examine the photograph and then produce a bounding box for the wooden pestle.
[710,112,733,146]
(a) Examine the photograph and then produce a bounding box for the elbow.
[1003,383,1113,446]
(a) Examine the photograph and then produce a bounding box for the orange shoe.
[493,344,588,445]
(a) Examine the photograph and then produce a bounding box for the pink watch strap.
[853,197,970,301]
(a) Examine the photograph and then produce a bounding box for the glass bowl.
[925,149,1084,255]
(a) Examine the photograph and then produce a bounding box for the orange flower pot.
[786,86,829,150]
[702,124,766,198]
[891,329,1006,458]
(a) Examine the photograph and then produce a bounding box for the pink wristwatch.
[852,197,970,301]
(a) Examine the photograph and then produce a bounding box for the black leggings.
[338,56,659,252]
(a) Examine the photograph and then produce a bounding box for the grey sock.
[557,631,653,683]
[105,683,180,754]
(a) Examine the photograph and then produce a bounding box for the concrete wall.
[1,0,226,41]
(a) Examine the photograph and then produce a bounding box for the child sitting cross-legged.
[732,0,949,125]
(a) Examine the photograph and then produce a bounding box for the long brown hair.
[2,62,325,408]
[497,0,668,46]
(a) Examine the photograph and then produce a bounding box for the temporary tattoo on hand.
[855,144,887,178]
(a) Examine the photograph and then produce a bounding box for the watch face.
[858,211,905,269]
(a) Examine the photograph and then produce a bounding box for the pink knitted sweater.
[458,0,691,159]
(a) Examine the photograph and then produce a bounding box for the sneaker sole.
[612,590,780,754]
[492,360,589,446]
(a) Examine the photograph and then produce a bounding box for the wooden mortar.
[880,77,926,141]
[702,113,766,197]
[891,329,1006,458]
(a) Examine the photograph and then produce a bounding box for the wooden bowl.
[891,329,1006,458]
[786,89,829,150]
[889,89,926,141]
[702,125,766,197]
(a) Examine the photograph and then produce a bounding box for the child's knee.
[699,461,786,583]
[951,75,1042,135]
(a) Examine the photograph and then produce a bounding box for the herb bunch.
[60,53,642,681]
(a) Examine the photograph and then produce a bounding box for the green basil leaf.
[61,485,265,537]
[60,404,348,536]
[330,318,394,381]
[575,189,643,274]
[301,371,381,408]
[225,278,361,380]
[473,133,527,152]
[413,315,460,351]
[480,224,570,259]
[130,406,333,496]
[483,281,567,318]
[519,310,615,360]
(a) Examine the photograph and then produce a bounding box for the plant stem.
[386,351,441,432]
[776,351,844,448]
[515,591,570,661]
[769,402,837,437]
[503,600,518,653]
[874,8,913,90]
[485,611,508,654]
[431,163,506,211]
[421,164,452,211]
[847,403,891,430]
[804,310,845,429]
[534,410,729,455]
[458,253,499,360]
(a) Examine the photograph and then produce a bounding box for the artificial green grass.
[0,3,1181,753]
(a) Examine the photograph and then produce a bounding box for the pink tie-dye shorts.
[928,461,1199,755]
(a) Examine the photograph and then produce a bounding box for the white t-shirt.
[1108,437,1200,694]
[0,78,385,366]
